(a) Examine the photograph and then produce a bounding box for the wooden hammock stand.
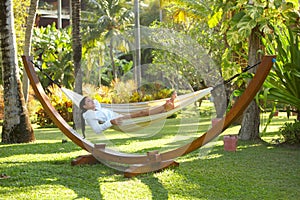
[22,55,275,178]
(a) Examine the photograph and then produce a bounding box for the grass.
[0,110,300,200]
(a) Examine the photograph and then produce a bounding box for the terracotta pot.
[223,135,238,152]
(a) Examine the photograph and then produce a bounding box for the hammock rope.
[213,61,262,90]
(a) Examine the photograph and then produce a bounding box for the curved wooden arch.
[22,56,94,153]
[22,55,275,177]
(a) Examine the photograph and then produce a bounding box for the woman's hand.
[110,115,130,125]
[110,118,121,125]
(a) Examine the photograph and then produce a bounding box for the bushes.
[279,120,300,145]
[35,85,73,128]
[35,101,73,128]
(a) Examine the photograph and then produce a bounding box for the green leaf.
[231,11,245,24]
[208,10,222,28]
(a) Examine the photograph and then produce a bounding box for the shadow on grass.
[0,133,215,199]
[86,116,211,140]
[0,141,81,158]
[0,140,171,199]
[0,136,171,199]
[0,160,109,199]
[82,121,212,155]
[139,175,170,199]
[0,141,111,199]
[1,138,299,199]
[137,140,300,199]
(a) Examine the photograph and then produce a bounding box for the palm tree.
[133,0,141,87]
[0,0,34,143]
[22,0,39,102]
[71,0,83,132]
[81,0,134,80]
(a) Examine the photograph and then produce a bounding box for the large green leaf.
[264,24,300,112]
[267,88,300,110]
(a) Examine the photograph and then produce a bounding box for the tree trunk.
[71,0,83,133]
[238,25,261,140]
[134,0,141,88]
[211,86,227,118]
[0,0,34,143]
[202,60,227,118]
[22,0,39,102]
[109,39,117,80]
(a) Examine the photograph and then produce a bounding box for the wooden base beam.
[71,154,99,166]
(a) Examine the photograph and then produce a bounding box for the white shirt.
[83,100,122,134]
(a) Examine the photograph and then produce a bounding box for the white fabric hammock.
[61,87,213,132]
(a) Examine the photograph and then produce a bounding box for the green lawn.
[0,111,299,200]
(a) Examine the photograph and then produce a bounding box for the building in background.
[36,0,70,28]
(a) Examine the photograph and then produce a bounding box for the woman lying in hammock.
[79,91,177,134]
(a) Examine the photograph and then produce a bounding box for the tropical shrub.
[111,79,137,103]
[35,85,73,127]
[279,120,300,145]
[32,24,74,89]
[263,25,300,120]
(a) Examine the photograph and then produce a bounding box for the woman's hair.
[79,96,88,111]
[79,97,88,138]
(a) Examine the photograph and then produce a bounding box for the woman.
[79,91,177,134]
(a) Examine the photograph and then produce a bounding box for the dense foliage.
[35,85,73,127]
[32,24,74,89]
[280,120,300,144]
[263,25,300,119]
[2,0,300,137]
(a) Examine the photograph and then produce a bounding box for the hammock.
[61,87,213,132]
[22,55,276,177]
[31,55,262,134]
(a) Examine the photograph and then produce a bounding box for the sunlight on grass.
[1,109,299,199]
[0,151,85,163]
[260,112,296,143]
[1,185,79,200]
[155,170,203,200]
[81,104,215,154]
[99,179,151,199]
